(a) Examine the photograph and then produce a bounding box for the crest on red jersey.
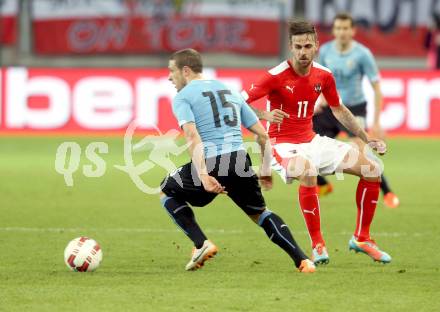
[314,83,322,94]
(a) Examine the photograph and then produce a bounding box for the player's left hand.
[367,138,387,155]
[264,109,289,124]
[200,174,227,194]
[259,174,273,191]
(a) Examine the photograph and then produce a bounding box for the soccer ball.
[64,237,103,272]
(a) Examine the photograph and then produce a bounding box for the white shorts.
[271,135,352,184]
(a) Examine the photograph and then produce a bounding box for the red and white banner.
[1,67,440,136]
[0,0,18,45]
[31,0,290,55]
[33,17,280,55]
[307,0,440,57]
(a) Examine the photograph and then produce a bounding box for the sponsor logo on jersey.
[285,85,295,93]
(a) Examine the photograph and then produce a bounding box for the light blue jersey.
[319,40,379,106]
[172,79,258,158]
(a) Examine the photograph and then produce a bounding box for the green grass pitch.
[0,136,439,312]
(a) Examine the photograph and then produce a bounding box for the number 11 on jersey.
[297,101,308,118]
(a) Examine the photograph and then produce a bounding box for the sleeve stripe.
[313,61,332,73]
[268,61,289,75]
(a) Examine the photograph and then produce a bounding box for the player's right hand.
[368,139,387,155]
[265,109,289,124]
[200,174,227,194]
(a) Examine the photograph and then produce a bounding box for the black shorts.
[160,150,266,216]
[313,102,367,138]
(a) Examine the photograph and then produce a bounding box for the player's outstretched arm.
[330,104,387,155]
[181,123,226,194]
[247,121,273,190]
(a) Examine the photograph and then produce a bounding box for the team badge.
[314,83,322,94]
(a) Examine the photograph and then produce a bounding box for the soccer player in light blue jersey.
[313,12,400,209]
[160,48,315,273]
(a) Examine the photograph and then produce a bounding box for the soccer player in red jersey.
[242,20,391,265]
[314,13,399,208]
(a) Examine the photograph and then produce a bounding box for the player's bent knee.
[298,174,317,187]
[287,157,317,180]
[256,209,272,226]
[359,159,382,180]
[248,214,260,224]
[362,175,381,182]
[242,205,268,224]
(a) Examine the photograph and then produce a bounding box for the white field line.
[0,227,427,237]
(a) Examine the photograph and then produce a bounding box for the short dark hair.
[288,19,317,41]
[170,48,203,73]
[333,12,355,27]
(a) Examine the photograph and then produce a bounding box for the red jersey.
[243,60,341,144]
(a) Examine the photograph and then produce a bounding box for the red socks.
[298,185,324,248]
[355,179,380,241]
[298,179,380,247]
